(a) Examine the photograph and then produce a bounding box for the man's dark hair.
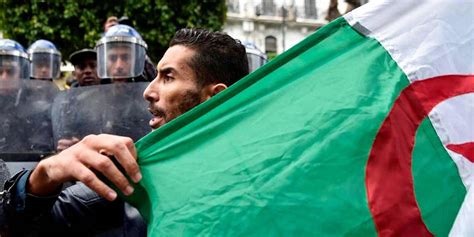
[169,28,249,87]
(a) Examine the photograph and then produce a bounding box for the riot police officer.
[0,39,31,151]
[54,25,153,152]
[0,40,28,230]
[27,39,61,81]
[0,39,58,155]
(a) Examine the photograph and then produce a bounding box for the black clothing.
[3,170,146,236]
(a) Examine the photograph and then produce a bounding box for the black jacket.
[3,170,146,236]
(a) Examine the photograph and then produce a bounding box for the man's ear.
[202,83,227,101]
[210,83,227,96]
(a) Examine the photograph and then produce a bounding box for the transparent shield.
[30,53,61,79]
[0,80,58,173]
[51,82,152,149]
[96,42,146,79]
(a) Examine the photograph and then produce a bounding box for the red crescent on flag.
[366,75,474,236]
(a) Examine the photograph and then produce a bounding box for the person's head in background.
[0,39,29,95]
[69,48,100,87]
[27,39,61,81]
[95,24,148,83]
[118,16,133,28]
[103,16,118,33]
[144,28,249,130]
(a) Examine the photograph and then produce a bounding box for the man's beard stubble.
[154,89,203,124]
[177,89,203,116]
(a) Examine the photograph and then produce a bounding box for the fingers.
[30,134,141,200]
[84,134,142,183]
[78,151,134,198]
[73,163,118,201]
[56,142,68,152]
[56,137,81,152]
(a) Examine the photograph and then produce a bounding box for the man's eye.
[163,75,173,82]
[109,55,118,62]
[6,68,16,75]
[120,54,129,62]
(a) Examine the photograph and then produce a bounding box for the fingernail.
[107,191,117,200]
[133,173,142,183]
[124,186,134,195]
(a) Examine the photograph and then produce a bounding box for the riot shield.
[0,80,58,175]
[51,82,152,150]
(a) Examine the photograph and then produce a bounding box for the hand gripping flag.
[124,1,474,236]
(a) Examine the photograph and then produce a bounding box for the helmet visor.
[30,53,61,80]
[0,55,29,94]
[0,55,29,80]
[96,42,146,79]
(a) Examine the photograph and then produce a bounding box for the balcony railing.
[255,2,277,16]
[254,1,318,20]
[296,5,318,19]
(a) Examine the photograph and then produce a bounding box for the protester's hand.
[56,137,80,152]
[28,134,142,201]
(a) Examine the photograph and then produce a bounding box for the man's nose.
[0,71,8,80]
[115,58,126,69]
[143,77,159,102]
[84,65,94,74]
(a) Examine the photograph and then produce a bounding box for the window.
[262,0,276,16]
[227,0,240,13]
[304,0,317,19]
[265,36,277,58]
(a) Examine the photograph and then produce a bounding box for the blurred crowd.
[0,16,160,156]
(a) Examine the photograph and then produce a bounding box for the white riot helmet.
[95,24,147,80]
[243,41,267,73]
[0,39,29,80]
[27,39,61,80]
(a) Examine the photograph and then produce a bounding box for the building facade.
[224,0,368,57]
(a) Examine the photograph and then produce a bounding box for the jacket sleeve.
[3,169,60,235]
[2,170,142,236]
[3,169,125,235]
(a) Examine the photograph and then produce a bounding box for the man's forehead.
[157,45,195,70]
[107,46,131,54]
[0,61,19,67]
[79,56,96,63]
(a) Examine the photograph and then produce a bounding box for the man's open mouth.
[148,107,166,130]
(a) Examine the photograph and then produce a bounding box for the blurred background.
[0,0,368,88]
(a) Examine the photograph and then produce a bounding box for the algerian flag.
[124,1,474,236]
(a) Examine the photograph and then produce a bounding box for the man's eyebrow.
[158,67,176,74]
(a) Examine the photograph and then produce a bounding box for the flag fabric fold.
[124,1,474,236]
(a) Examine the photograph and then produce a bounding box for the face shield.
[0,54,29,80]
[29,50,61,80]
[0,55,29,94]
[96,38,146,80]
